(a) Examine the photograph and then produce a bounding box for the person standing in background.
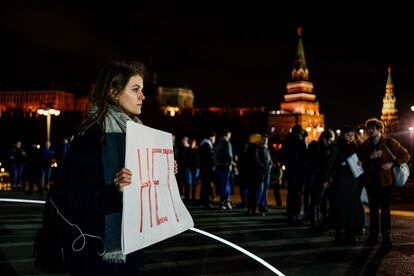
[329,126,365,244]
[271,159,284,208]
[39,141,55,191]
[243,133,263,215]
[198,132,216,209]
[305,129,336,232]
[8,140,27,191]
[25,144,43,194]
[359,118,410,247]
[257,134,273,215]
[281,125,307,225]
[214,129,233,210]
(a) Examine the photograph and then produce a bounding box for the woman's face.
[117,75,145,115]
[343,131,355,144]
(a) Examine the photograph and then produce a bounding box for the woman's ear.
[109,89,119,102]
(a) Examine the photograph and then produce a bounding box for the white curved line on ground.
[190,227,285,275]
[0,197,284,275]
[0,198,46,204]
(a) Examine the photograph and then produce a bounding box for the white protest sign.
[121,121,194,254]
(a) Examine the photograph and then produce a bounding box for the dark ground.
[1,182,414,275]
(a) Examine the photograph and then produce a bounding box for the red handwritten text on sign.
[137,147,179,233]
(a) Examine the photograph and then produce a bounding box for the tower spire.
[291,26,309,81]
[269,26,324,142]
[381,66,398,133]
[386,66,393,86]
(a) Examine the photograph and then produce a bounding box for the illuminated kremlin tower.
[380,66,398,133]
[268,27,324,143]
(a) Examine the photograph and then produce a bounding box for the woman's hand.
[114,168,132,192]
[381,162,393,170]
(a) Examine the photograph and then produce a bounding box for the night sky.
[1,2,413,130]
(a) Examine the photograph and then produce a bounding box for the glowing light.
[37,108,60,116]
[306,127,312,132]
[165,106,180,117]
[0,168,4,173]
[37,108,61,142]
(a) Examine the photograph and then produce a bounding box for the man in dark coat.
[281,125,307,225]
[198,132,216,208]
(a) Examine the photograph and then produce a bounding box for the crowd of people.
[280,119,410,247]
[174,129,282,216]
[173,117,411,248]
[4,137,72,194]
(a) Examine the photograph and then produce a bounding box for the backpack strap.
[384,138,396,161]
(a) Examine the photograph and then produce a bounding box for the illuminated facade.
[268,27,325,143]
[0,90,89,117]
[380,67,398,133]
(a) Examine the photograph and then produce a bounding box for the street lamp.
[37,108,60,142]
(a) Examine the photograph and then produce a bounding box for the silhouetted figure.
[8,140,27,191]
[281,125,307,225]
[26,144,43,194]
[214,129,233,210]
[39,141,55,191]
[271,160,284,207]
[198,132,216,208]
[257,134,273,214]
[242,134,263,215]
[305,129,336,231]
[330,126,365,245]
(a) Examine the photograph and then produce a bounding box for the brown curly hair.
[77,60,146,136]
[364,118,384,130]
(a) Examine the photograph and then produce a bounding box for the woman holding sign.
[57,60,146,275]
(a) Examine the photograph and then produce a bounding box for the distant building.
[381,66,398,133]
[268,27,325,143]
[157,86,194,117]
[0,90,88,117]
